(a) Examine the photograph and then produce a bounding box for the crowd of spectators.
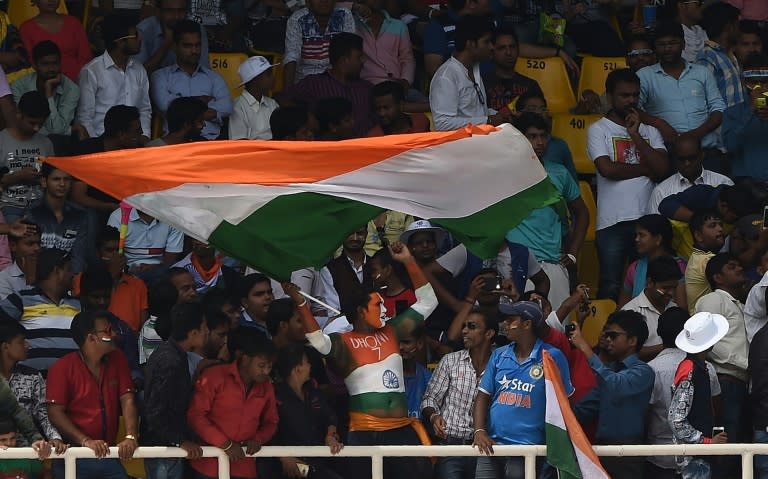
[0,0,764,479]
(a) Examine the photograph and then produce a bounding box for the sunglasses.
[601,331,627,341]
[628,49,653,57]
[462,322,479,330]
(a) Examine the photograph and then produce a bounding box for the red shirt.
[543,328,597,404]
[187,361,279,478]
[72,272,149,332]
[383,288,416,318]
[46,350,134,443]
[19,16,92,82]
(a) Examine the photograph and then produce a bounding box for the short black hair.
[80,264,113,296]
[492,25,518,45]
[720,184,758,219]
[149,276,180,340]
[35,248,70,283]
[739,20,763,39]
[341,284,376,325]
[329,32,363,66]
[516,90,546,111]
[239,273,271,301]
[102,14,137,50]
[32,40,61,63]
[371,246,411,288]
[206,311,230,331]
[266,297,295,336]
[605,309,649,352]
[657,306,688,349]
[468,308,498,336]
[455,15,494,52]
[705,252,738,290]
[689,210,722,236]
[606,68,640,94]
[647,255,683,283]
[513,111,550,134]
[232,327,277,358]
[0,416,16,436]
[625,34,652,51]
[654,20,685,42]
[371,81,405,103]
[40,162,62,178]
[315,97,353,134]
[0,321,26,345]
[103,105,140,137]
[167,97,207,133]
[18,91,50,119]
[202,289,239,318]
[169,302,206,341]
[700,2,740,39]
[97,226,120,250]
[275,343,307,380]
[173,19,202,43]
[71,310,111,348]
[270,106,311,140]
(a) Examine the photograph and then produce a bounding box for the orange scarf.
[191,253,223,284]
[348,412,432,446]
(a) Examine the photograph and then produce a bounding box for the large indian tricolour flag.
[46,124,561,279]
[543,350,609,479]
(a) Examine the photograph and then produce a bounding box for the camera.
[565,324,576,334]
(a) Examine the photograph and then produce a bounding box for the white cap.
[675,312,729,354]
[238,56,277,86]
[399,220,446,246]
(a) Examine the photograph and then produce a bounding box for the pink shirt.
[357,13,416,85]
[0,209,13,272]
[726,0,768,21]
[20,15,92,82]
[0,67,9,98]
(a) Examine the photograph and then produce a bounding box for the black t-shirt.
[482,71,543,112]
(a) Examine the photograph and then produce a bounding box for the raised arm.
[283,282,333,356]
[387,241,438,330]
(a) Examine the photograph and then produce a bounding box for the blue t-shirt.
[405,363,432,419]
[505,162,580,262]
[478,340,573,445]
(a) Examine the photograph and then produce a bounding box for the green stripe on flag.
[208,178,561,280]
[545,423,582,479]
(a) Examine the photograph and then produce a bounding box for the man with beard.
[11,41,79,137]
[320,226,373,317]
[151,20,232,140]
[587,67,668,301]
[135,0,210,74]
[78,14,152,141]
[147,97,207,146]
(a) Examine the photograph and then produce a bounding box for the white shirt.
[0,262,25,300]
[429,57,492,131]
[648,169,733,214]
[745,270,768,343]
[77,51,152,137]
[621,290,677,348]
[228,91,279,140]
[683,24,709,64]
[695,289,748,381]
[647,347,720,469]
[587,117,666,231]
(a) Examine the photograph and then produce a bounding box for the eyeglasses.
[115,34,138,42]
[472,81,486,106]
[601,331,627,341]
[627,49,653,57]
[680,0,703,5]
[462,322,479,330]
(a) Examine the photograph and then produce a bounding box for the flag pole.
[298,290,341,316]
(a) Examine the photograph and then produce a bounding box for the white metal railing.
[3,443,768,478]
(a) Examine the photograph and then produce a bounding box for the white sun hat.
[675,312,729,354]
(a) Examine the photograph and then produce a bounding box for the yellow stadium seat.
[8,0,67,27]
[424,111,434,131]
[117,416,145,478]
[578,181,596,243]
[577,240,599,294]
[581,299,617,347]
[250,49,285,95]
[577,55,627,97]
[209,52,248,100]
[551,113,601,175]
[515,56,576,113]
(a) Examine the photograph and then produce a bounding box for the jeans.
[475,456,548,479]
[145,458,185,479]
[715,376,748,477]
[437,456,477,479]
[346,425,432,479]
[596,220,638,300]
[53,458,128,479]
[681,458,711,479]
[755,429,768,478]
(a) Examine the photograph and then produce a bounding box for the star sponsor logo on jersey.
[382,369,400,389]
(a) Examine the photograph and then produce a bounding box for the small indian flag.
[543,350,609,479]
[46,124,561,279]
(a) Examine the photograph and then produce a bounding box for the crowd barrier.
[4,443,768,478]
